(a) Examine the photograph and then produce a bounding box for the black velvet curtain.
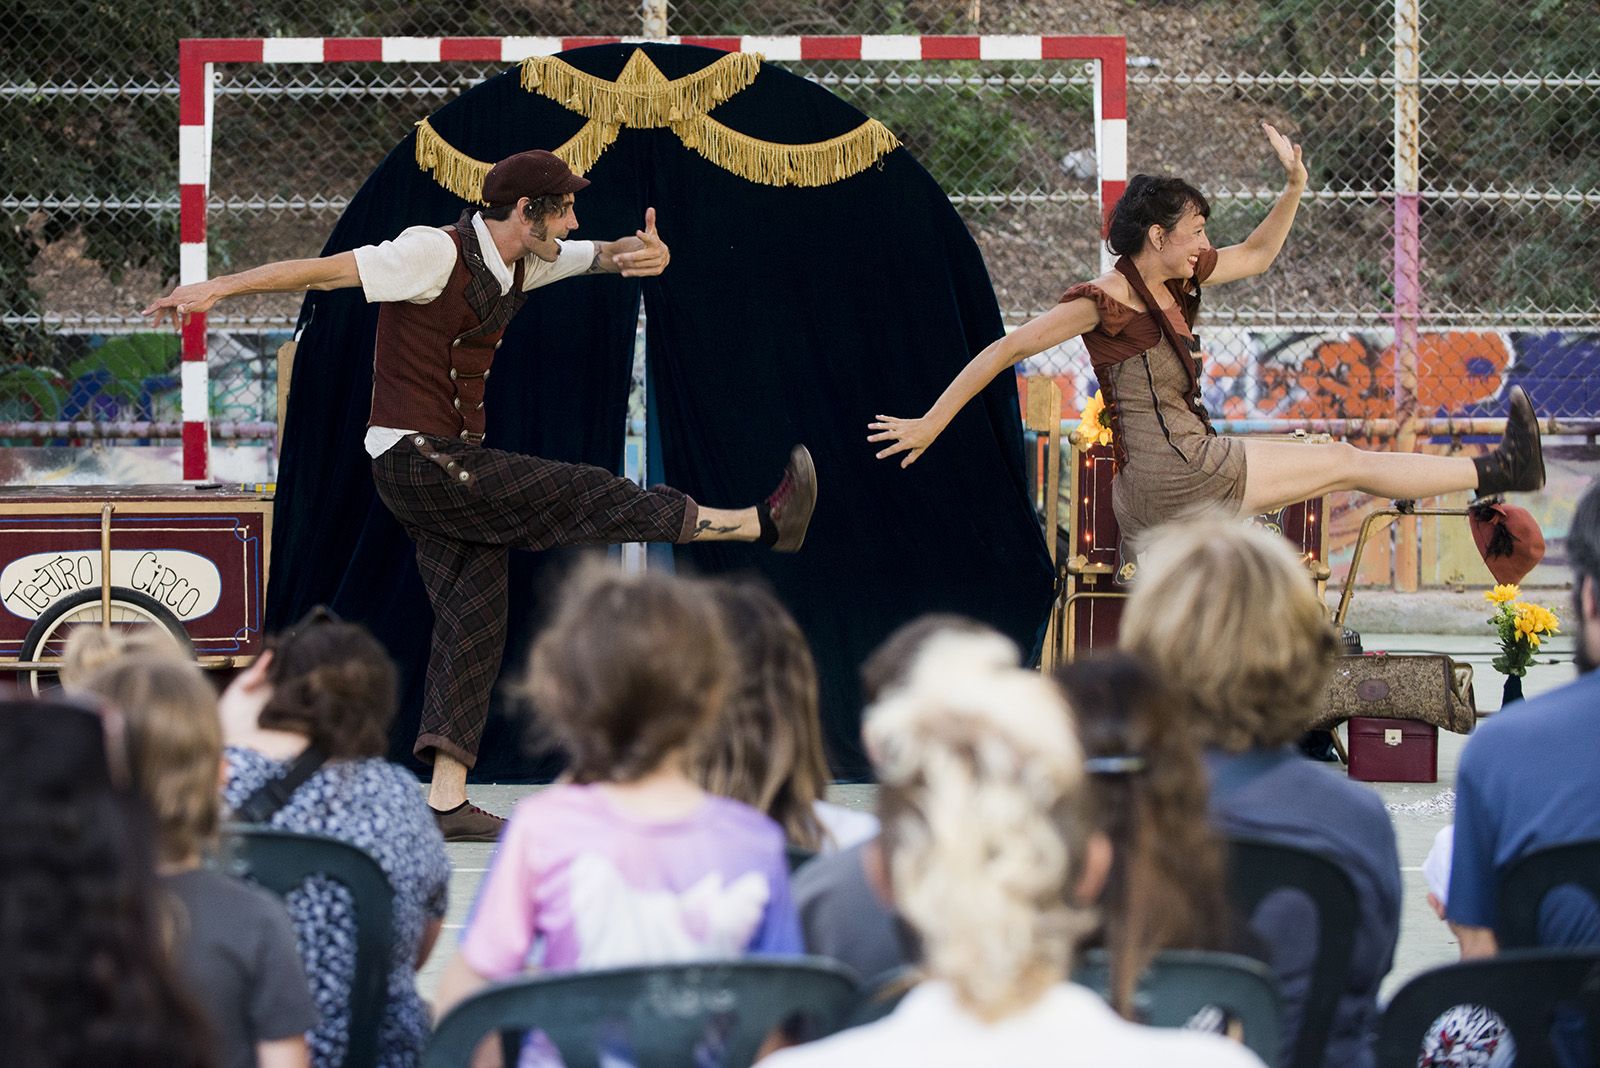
[266,43,1053,780]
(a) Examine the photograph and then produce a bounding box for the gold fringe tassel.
[552,120,622,176]
[673,115,901,187]
[416,49,901,198]
[520,50,761,129]
[414,118,494,204]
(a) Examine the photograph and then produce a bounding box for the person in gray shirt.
[73,646,318,1068]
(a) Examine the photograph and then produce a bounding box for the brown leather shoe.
[1474,386,1545,497]
[431,801,506,842]
[766,445,818,553]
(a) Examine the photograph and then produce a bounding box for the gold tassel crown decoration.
[415,48,901,200]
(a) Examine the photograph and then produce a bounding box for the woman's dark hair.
[1053,651,1232,1020]
[1105,174,1211,258]
[257,614,397,759]
[692,580,830,851]
[0,698,214,1068]
[521,563,731,784]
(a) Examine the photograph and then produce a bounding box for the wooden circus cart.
[0,485,272,693]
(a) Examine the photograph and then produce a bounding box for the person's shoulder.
[700,795,789,854]
[1065,271,1135,307]
[1479,672,1600,741]
[1093,270,1134,303]
[1061,984,1265,1066]
[756,1016,898,1068]
[703,793,785,833]
[391,224,457,246]
[792,839,869,893]
[168,868,292,927]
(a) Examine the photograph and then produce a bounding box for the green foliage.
[845,68,1082,195]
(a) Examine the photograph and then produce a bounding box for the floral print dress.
[224,750,450,1068]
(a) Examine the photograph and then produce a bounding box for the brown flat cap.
[481,149,590,205]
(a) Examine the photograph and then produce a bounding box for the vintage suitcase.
[1346,716,1438,783]
[1313,653,1477,734]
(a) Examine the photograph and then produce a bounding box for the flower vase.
[1501,673,1524,708]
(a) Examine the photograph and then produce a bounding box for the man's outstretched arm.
[142,251,362,329]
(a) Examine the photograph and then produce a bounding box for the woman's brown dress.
[1061,247,1246,542]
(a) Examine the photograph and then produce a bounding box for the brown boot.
[1474,386,1545,497]
[431,800,506,842]
[763,445,818,552]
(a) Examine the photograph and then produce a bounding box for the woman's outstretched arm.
[1208,122,1308,286]
[868,297,1099,467]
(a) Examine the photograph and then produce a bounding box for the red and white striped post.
[176,34,1127,480]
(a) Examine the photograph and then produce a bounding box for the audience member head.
[60,625,190,693]
[1121,518,1338,752]
[859,613,1018,704]
[1054,651,1231,1018]
[0,698,212,1068]
[1568,479,1600,674]
[523,563,731,784]
[864,644,1102,1021]
[255,609,398,759]
[692,580,830,850]
[76,656,223,868]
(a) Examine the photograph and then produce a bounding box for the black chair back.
[1374,948,1600,1068]
[1498,838,1600,950]
[227,826,396,1068]
[1227,835,1359,1068]
[423,958,858,1068]
[1074,948,1283,1065]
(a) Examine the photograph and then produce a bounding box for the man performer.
[145,150,818,840]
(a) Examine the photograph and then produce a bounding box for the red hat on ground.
[481,150,590,206]
[1469,500,1546,585]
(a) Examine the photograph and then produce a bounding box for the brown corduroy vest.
[368,212,529,443]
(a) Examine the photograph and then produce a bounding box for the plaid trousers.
[371,434,697,767]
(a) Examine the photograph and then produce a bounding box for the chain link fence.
[3,0,1597,463]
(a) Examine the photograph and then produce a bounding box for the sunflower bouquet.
[1485,583,1560,678]
[1072,389,1114,451]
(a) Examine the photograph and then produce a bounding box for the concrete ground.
[417,628,1581,1010]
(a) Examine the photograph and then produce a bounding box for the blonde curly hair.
[864,645,1095,1021]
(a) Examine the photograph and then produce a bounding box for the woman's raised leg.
[1238,386,1544,516]
[1239,439,1477,515]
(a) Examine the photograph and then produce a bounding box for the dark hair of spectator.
[1105,174,1211,258]
[1053,651,1233,1019]
[521,565,732,784]
[0,698,215,1068]
[692,580,830,851]
[859,613,1008,704]
[257,614,397,759]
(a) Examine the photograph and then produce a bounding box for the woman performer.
[868,124,1544,543]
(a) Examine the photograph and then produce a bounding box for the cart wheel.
[18,587,192,696]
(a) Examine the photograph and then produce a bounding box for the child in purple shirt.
[437,566,802,1027]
